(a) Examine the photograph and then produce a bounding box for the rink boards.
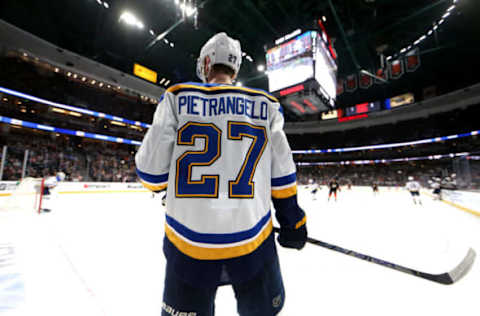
[0,181,479,216]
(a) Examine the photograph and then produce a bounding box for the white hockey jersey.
[44,176,58,189]
[135,82,304,265]
[406,181,421,192]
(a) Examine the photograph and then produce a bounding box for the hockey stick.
[273,227,475,285]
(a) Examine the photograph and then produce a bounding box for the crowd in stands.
[2,128,479,192]
[0,56,156,127]
[296,159,480,190]
[1,132,137,182]
[1,55,479,190]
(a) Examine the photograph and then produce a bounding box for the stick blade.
[445,248,476,284]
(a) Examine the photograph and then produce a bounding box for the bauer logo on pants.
[272,294,282,308]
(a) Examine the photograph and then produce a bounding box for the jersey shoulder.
[165,81,279,103]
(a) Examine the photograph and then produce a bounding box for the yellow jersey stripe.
[167,84,279,103]
[165,220,273,260]
[271,185,297,199]
[140,180,167,192]
[295,215,307,229]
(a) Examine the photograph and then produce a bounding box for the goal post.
[0,177,45,214]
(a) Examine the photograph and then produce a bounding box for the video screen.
[266,31,313,69]
[266,31,337,100]
[267,57,314,93]
[315,40,337,101]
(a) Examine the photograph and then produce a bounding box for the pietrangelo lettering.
[178,95,268,121]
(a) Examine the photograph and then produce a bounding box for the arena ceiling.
[1,0,479,94]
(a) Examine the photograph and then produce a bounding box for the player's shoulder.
[165,81,279,103]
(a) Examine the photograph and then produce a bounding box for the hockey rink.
[1,186,479,316]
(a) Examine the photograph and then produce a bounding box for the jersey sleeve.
[270,103,306,230]
[135,91,177,192]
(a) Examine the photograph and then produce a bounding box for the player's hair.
[210,64,235,78]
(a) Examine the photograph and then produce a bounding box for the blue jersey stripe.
[165,211,271,244]
[271,173,296,187]
[136,168,168,184]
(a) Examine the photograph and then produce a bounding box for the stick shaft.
[273,227,455,284]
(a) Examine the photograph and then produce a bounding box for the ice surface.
[0,186,479,316]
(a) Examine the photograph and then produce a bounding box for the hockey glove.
[277,224,307,250]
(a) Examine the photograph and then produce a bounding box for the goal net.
[0,178,44,214]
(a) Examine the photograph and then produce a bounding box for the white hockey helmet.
[56,171,66,181]
[196,32,242,83]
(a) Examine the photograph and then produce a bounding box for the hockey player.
[135,32,307,316]
[41,171,65,213]
[372,182,379,196]
[161,192,167,207]
[405,176,422,205]
[430,178,442,200]
[310,180,320,200]
[328,178,340,202]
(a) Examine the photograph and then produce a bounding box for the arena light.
[164,80,171,86]
[442,12,451,18]
[438,19,445,25]
[68,111,82,117]
[257,65,265,72]
[236,82,243,87]
[103,1,109,9]
[159,78,165,84]
[149,29,155,36]
[170,42,174,47]
[111,120,126,127]
[447,5,456,11]
[119,11,144,29]
[185,5,197,17]
[52,108,67,114]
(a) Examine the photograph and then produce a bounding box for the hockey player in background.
[310,179,320,200]
[372,182,379,196]
[135,32,307,316]
[430,177,442,200]
[405,176,422,205]
[40,171,65,213]
[328,177,340,202]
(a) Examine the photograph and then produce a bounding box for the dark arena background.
[0,1,479,315]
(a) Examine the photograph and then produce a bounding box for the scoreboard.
[266,29,337,115]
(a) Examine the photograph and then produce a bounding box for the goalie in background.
[40,171,66,213]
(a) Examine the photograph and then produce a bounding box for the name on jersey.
[178,95,268,121]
